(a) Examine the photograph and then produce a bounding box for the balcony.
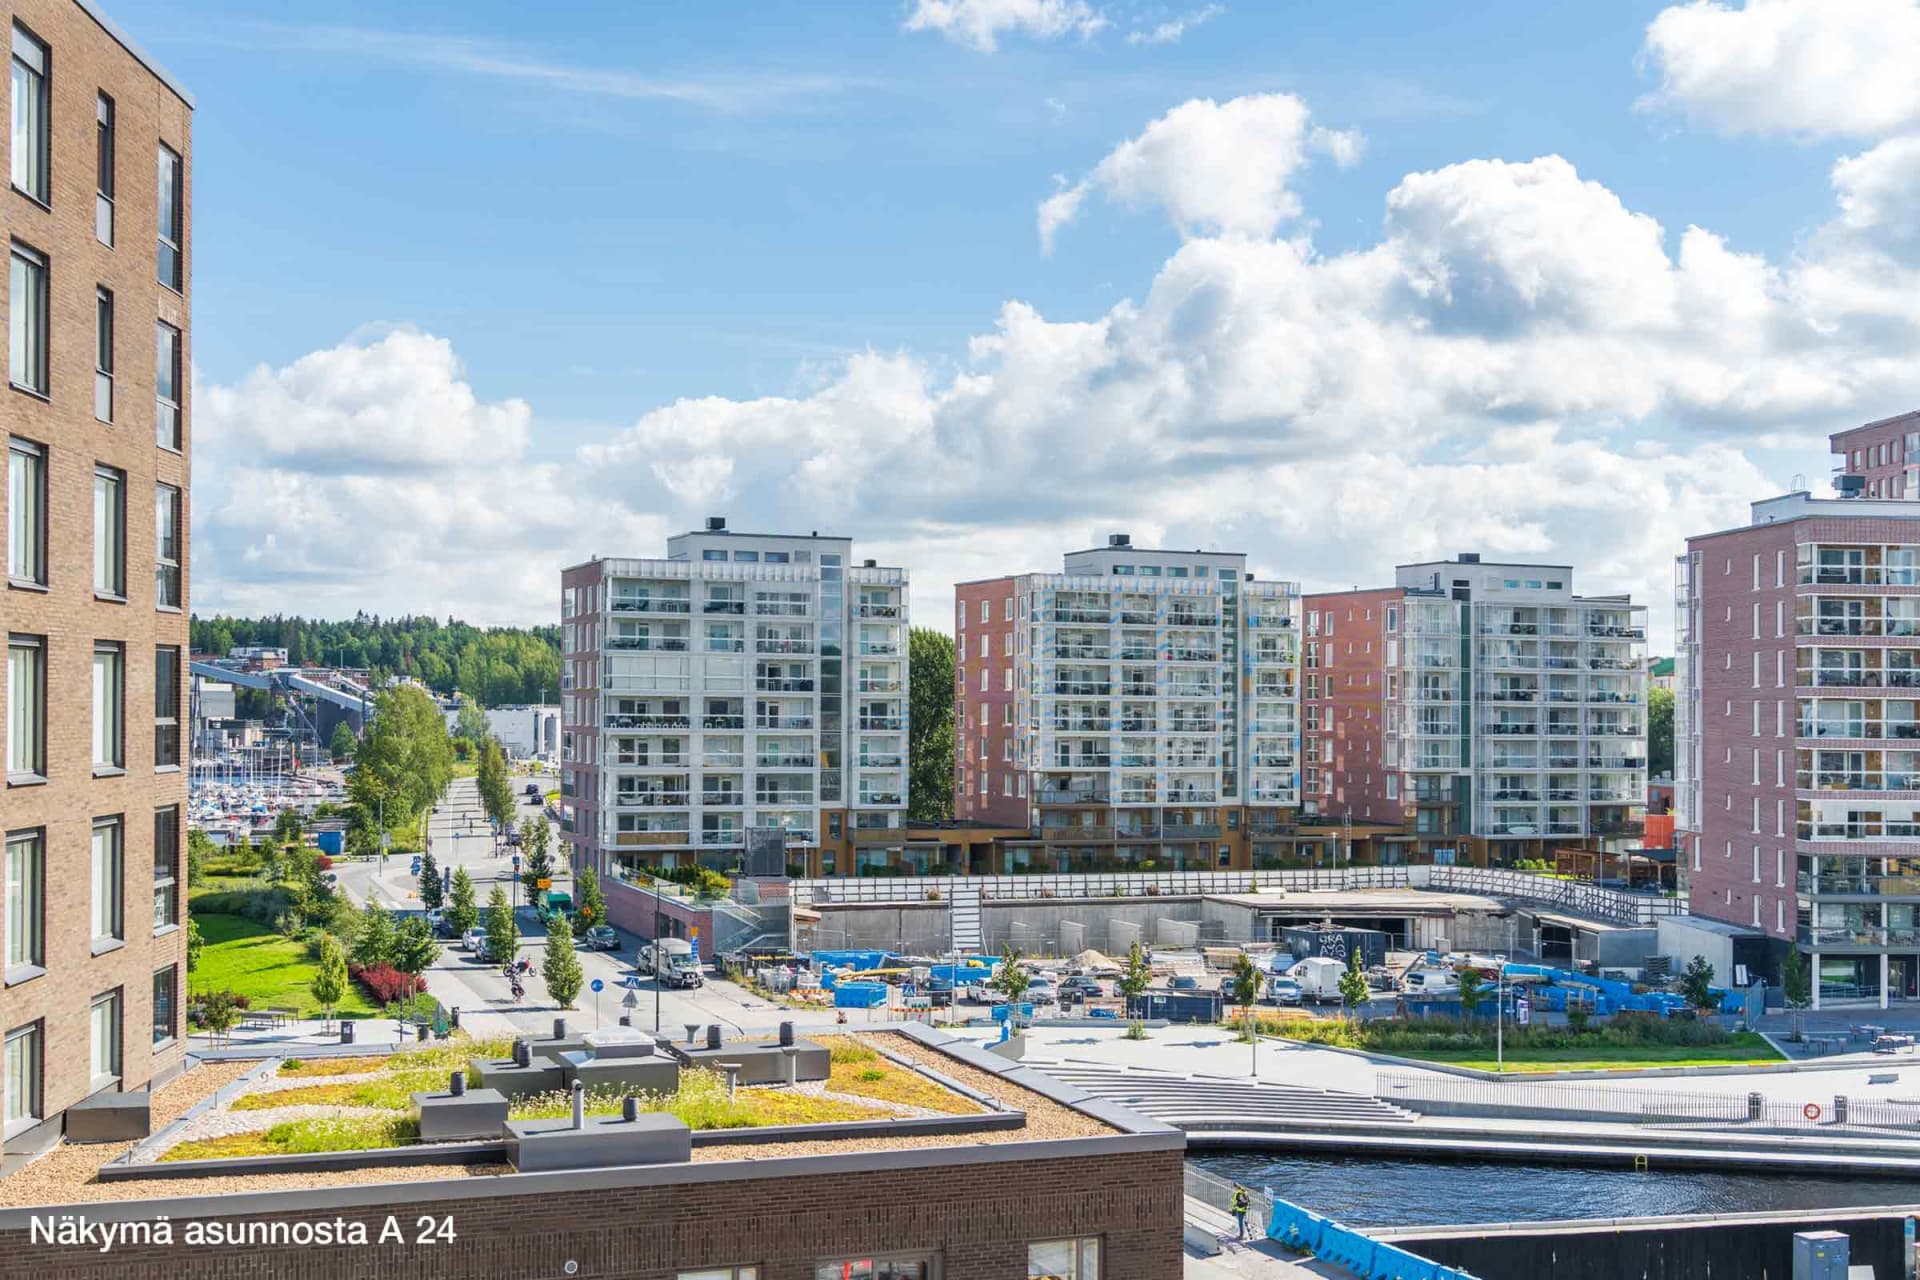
[1054,752,1113,769]
[1162,822,1223,839]
[858,642,900,657]
[1801,772,1920,792]
[1486,687,1538,703]
[1164,647,1220,663]
[857,678,902,694]
[1483,723,1540,736]
[858,715,904,731]
[1118,610,1155,626]
[755,715,815,730]
[757,753,815,769]
[703,599,746,615]
[1587,755,1647,770]
[755,638,815,654]
[1054,607,1110,625]
[1586,625,1647,640]
[702,790,744,807]
[1042,825,1114,842]
[1799,873,1920,896]
[606,713,691,730]
[1038,784,1111,806]
[855,603,902,619]
[756,677,816,693]
[611,596,691,614]
[607,636,689,652]
[1486,788,1542,802]
[1053,681,1113,697]
[1167,611,1219,628]
[1053,717,1113,734]
[700,829,745,847]
[859,753,905,769]
[616,790,690,808]
[702,714,746,730]
[755,790,816,807]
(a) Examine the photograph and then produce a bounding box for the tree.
[1231,953,1260,1009]
[1783,947,1811,1009]
[1118,942,1153,1006]
[1338,950,1370,1017]
[329,721,357,762]
[349,684,456,839]
[1648,685,1675,779]
[310,934,348,1024]
[520,814,555,899]
[573,865,606,937]
[199,989,242,1043]
[185,917,203,973]
[452,698,491,748]
[908,629,957,823]
[485,885,518,967]
[1457,966,1486,1015]
[446,866,479,938]
[392,915,440,976]
[1680,954,1718,1011]
[351,901,397,970]
[477,737,515,829]
[417,849,443,910]
[187,828,215,887]
[990,944,1031,1002]
[543,924,583,1008]
[274,807,305,846]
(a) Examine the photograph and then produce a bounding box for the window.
[1030,1239,1101,1279]
[151,965,176,1046]
[94,466,125,597]
[3,1021,41,1135]
[732,550,757,563]
[764,551,788,564]
[155,321,182,449]
[7,437,44,585]
[155,484,181,607]
[702,549,726,562]
[90,817,123,945]
[157,144,183,291]
[8,636,42,780]
[8,242,47,395]
[154,644,181,768]
[92,643,124,771]
[4,829,41,971]
[814,1259,932,1280]
[10,26,48,203]
[95,287,114,421]
[89,990,121,1087]
[153,806,178,929]
[95,93,115,244]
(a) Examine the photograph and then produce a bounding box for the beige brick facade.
[0,0,190,1144]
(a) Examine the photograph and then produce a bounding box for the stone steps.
[1030,1062,1417,1126]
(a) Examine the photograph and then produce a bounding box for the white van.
[1404,969,1458,993]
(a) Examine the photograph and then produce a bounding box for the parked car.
[1059,976,1104,1002]
[1170,974,1202,991]
[1404,969,1458,993]
[427,908,454,938]
[582,925,619,951]
[461,928,486,953]
[524,783,542,798]
[1026,980,1059,1006]
[1268,977,1303,1006]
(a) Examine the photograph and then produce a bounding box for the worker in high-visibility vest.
[1231,1186,1252,1240]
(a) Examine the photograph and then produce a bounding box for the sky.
[118,0,1920,647]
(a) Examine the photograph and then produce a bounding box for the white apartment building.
[955,535,1301,872]
[559,520,909,881]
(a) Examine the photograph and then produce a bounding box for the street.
[331,776,794,1039]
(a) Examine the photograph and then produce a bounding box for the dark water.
[1191,1151,1920,1229]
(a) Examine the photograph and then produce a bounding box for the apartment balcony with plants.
[1798,748,1920,796]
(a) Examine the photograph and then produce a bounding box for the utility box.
[1793,1230,1850,1280]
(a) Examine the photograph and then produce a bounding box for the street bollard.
[341,1021,355,1045]
[553,1017,567,1041]
[779,1021,795,1047]
[706,1025,722,1051]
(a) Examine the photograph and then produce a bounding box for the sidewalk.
[1185,1199,1353,1278]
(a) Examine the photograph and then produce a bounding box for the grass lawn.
[190,913,382,1019]
[1394,1032,1784,1073]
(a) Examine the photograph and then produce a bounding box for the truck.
[1293,956,1349,1005]
[638,937,704,989]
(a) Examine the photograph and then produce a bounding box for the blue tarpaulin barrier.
[1267,1198,1478,1280]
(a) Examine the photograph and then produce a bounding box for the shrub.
[349,963,426,1004]
[315,854,333,871]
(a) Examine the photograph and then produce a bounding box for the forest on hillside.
[191,613,560,707]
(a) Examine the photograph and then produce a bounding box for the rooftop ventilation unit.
[1109,533,1132,547]
[706,516,727,532]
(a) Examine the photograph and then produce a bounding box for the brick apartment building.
[1303,555,1650,868]
[954,535,1302,871]
[559,521,910,892]
[0,0,191,1154]
[1678,413,1920,1007]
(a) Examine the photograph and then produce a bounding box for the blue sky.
[127,0,1920,638]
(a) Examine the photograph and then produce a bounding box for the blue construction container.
[315,829,345,856]
[833,981,889,1009]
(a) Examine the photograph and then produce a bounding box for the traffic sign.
[590,978,604,993]
[537,877,552,890]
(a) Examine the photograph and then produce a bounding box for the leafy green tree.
[1458,967,1485,1015]
[1680,954,1718,1010]
[199,990,243,1042]
[1118,942,1153,1006]
[477,737,515,829]
[1782,947,1811,1009]
[543,924,584,1008]
[908,629,956,823]
[446,866,479,938]
[349,684,456,838]
[485,885,518,966]
[310,934,348,1023]
[391,915,440,976]
[417,849,443,910]
[274,807,305,847]
[520,814,555,898]
[329,721,357,762]
[452,698,491,748]
[990,944,1031,1001]
[351,901,397,970]
[573,866,606,936]
[1231,953,1260,1008]
[1648,685,1675,779]
[187,828,215,887]
[185,917,203,973]
[1337,950,1370,1016]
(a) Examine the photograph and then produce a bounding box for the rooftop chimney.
[706,516,727,532]
[1108,533,1132,548]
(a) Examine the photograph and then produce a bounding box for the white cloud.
[1827,135,1920,259]
[1038,93,1363,248]
[197,91,1920,649]
[903,0,1106,53]
[1126,4,1223,46]
[1640,0,1920,137]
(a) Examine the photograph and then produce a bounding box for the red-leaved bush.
[349,963,425,1003]
[315,854,333,871]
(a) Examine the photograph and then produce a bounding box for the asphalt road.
[332,777,794,1039]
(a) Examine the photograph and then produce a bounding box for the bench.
[1873,1035,1915,1055]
